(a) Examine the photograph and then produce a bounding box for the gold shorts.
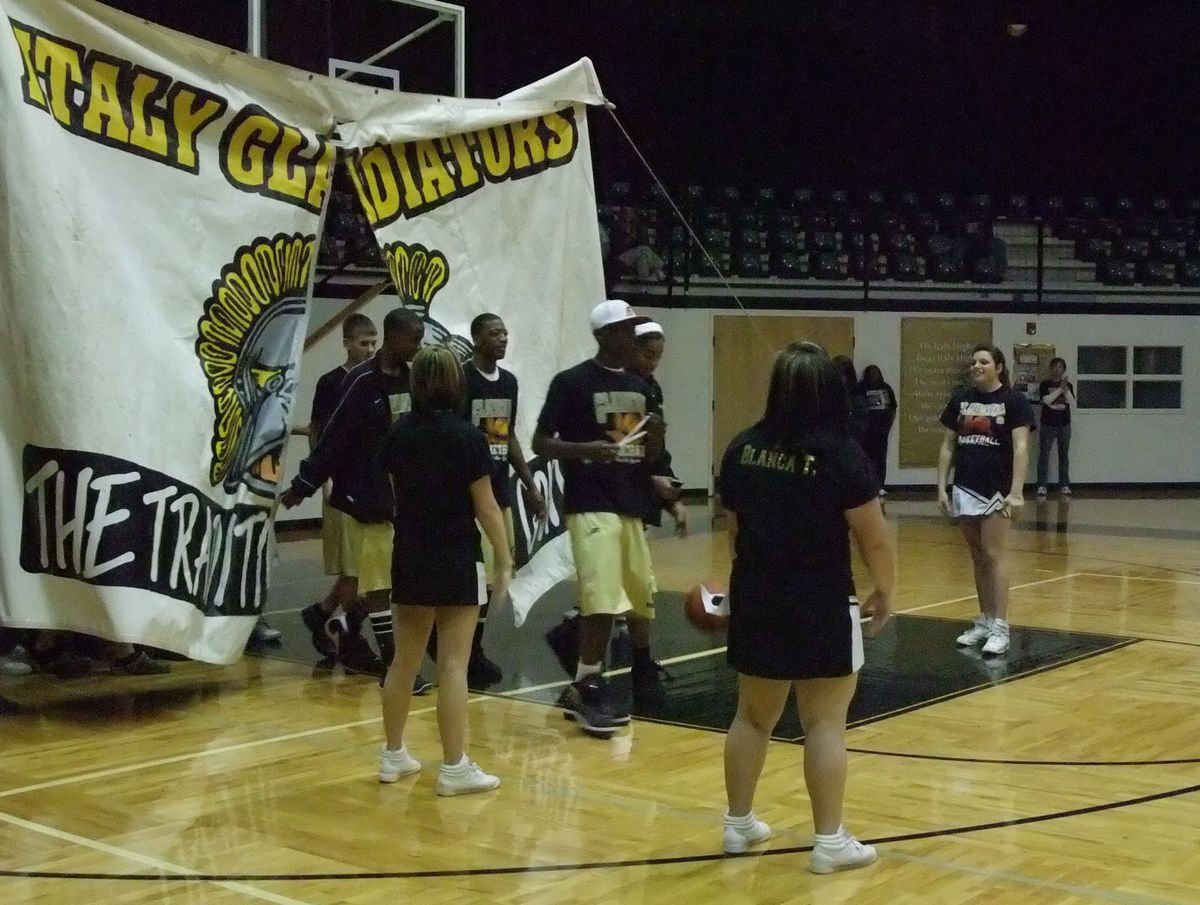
[340,516,393,595]
[567,512,656,619]
[478,507,516,587]
[321,501,346,576]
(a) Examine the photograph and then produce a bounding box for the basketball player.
[457,313,544,686]
[533,300,664,735]
[295,313,377,662]
[937,343,1033,656]
[281,308,431,693]
[718,341,894,870]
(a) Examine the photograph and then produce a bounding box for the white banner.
[0,0,603,660]
[346,100,605,626]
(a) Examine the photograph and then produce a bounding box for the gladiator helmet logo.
[383,241,472,360]
[196,234,316,498]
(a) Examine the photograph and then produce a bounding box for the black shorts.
[726,573,864,680]
[391,545,486,607]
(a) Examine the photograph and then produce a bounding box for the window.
[1076,345,1183,410]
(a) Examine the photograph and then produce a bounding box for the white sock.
[442,754,469,771]
[814,826,847,845]
[724,810,756,827]
[575,661,602,682]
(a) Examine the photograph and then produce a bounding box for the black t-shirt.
[310,365,350,439]
[382,410,493,564]
[536,359,656,517]
[719,423,879,603]
[464,364,519,508]
[858,383,897,431]
[939,386,1035,497]
[1038,379,1074,427]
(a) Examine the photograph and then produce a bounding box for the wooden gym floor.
[4,492,1200,904]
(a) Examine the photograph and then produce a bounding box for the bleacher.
[315,178,1200,291]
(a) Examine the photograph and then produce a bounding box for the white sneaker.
[956,615,992,647]
[722,811,772,854]
[1060,485,1072,497]
[982,618,1010,655]
[809,826,877,874]
[436,758,500,797]
[0,654,32,676]
[378,746,421,783]
[1036,486,1048,498]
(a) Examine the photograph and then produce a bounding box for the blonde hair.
[410,344,466,414]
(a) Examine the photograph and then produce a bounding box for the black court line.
[844,747,1200,767]
[4,779,1200,882]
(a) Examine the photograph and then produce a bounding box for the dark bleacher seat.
[810,252,847,279]
[1005,195,1031,219]
[734,207,763,230]
[1150,238,1186,263]
[684,185,706,208]
[849,253,889,281]
[753,188,777,207]
[908,210,938,238]
[844,232,878,255]
[701,226,732,252]
[1140,260,1176,285]
[863,191,885,209]
[734,249,770,278]
[971,257,1004,283]
[771,229,804,254]
[1126,217,1159,240]
[1113,197,1135,217]
[769,207,801,231]
[883,231,916,255]
[1178,259,1200,286]
[701,207,730,229]
[1113,238,1150,262]
[828,190,851,208]
[837,209,865,232]
[929,255,965,282]
[965,195,993,220]
[1151,197,1171,215]
[734,227,767,250]
[717,185,741,207]
[772,250,808,278]
[1075,237,1111,263]
[791,187,814,208]
[808,231,840,254]
[899,192,922,213]
[1038,196,1065,221]
[1075,196,1101,218]
[1097,258,1136,285]
[1055,217,1087,241]
[889,253,924,280]
[644,182,669,206]
[607,181,632,204]
[923,233,956,259]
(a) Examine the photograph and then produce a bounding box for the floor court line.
[1073,571,1200,586]
[0,574,1079,800]
[0,810,314,905]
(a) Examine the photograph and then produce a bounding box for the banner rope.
[605,107,775,355]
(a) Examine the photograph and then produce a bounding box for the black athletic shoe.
[557,674,628,736]
[338,632,385,678]
[301,604,337,659]
[631,657,671,707]
[544,614,580,678]
[413,674,433,695]
[467,651,503,689]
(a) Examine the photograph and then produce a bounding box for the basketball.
[684,579,730,633]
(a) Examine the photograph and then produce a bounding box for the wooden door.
[712,315,855,482]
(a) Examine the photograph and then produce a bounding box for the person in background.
[425,313,546,689]
[1036,357,1075,499]
[533,300,664,736]
[718,341,894,870]
[832,356,868,446]
[855,365,898,495]
[937,344,1034,657]
[281,308,431,694]
[294,313,379,661]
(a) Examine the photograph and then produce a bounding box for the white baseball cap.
[635,321,664,338]
[589,299,650,332]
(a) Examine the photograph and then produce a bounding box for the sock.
[575,660,602,682]
[814,826,847,845]
[442,754,469,770]
[564,607,580,619]
[367,612,394,664]
[632,645,653,671]
[724,810,756,827]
